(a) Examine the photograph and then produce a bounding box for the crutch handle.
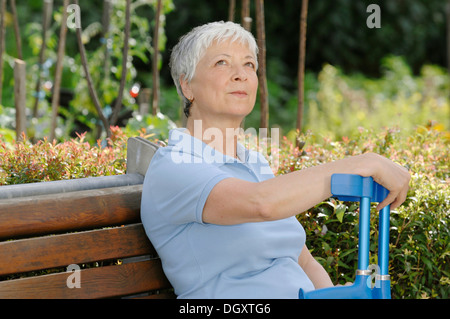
[330,174,388,203]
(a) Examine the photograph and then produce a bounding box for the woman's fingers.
[377,183,409,211]
[374,159,411,210]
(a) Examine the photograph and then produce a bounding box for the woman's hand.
[355,152,411,211]
[298,245,334,289]
[335,282,353,287]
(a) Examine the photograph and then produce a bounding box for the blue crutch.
[299,174,391,299]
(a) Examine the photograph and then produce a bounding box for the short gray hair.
[169,21,259,117]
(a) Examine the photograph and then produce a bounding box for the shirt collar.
[168,128,250,165]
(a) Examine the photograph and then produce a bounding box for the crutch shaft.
[358,197,371,271]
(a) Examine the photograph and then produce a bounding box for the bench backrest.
[0,137,173,299]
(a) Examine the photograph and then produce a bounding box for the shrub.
[0,126,128,185]
[276,126,449,299]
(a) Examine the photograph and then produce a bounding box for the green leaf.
[421,256,434,272]
[339,247,358,258]
[335,203,347,223]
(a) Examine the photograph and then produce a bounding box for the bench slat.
[0,185,142,240]
[0,259,172,299]
[0,224,155,276]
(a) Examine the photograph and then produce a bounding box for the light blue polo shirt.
[140,128,315,298]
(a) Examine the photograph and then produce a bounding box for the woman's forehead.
[202,39,256,59]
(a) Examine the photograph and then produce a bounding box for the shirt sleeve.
[143,148,232,225]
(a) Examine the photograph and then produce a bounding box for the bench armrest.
[126,137,160,176]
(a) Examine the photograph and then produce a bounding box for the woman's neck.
[186,118,242,159]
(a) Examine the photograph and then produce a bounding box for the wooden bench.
[0,137,175,299]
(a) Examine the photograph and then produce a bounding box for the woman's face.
[181,39,258,123]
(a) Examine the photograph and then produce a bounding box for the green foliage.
[0,0,174,142]
[276,126,449,299]
[0,126,128,185]
[301,0,446,76]
[302,56,450,140]
[0,105,16,144]
[124,111,176,141]
[242,56,450,139]
[66,0,174,140]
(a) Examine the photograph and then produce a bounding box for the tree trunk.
[74,0,111,138]
[111,0,131,125]
[447,0,450,128]
[32,0,53,118]
[0,0,7,105]
[50,0,69,141]
[241,0,252,31]
[14,59,26,141]
[102,0,112,80]
[152,0,162,116]
[256,0,268,129]
[228,0,236,22]
[297,0,308,135]
[447,0,450,74]
[10,0,23,60]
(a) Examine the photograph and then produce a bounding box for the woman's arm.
[298,245,333,289]
[203,152,410,225]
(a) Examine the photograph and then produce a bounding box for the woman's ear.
[179,74,193,100]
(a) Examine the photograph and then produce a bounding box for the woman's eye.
[215,60,227,66]
[245,62,255,69]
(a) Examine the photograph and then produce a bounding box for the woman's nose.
[231,65,247,81]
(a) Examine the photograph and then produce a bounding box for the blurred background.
[0,0,448,142]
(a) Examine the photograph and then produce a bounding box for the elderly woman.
[141,21,410,299]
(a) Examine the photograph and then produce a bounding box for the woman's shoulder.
[145,145,190,176]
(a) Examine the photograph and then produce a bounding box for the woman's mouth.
[230,91,248,98]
